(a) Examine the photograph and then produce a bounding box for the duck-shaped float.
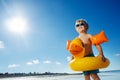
[66,31,110,71]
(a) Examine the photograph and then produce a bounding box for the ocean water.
[0,72,120,80]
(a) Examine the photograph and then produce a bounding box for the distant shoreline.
[0,70,120,78]
[0,72,82,79]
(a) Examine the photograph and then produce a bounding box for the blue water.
[0,72,120,80]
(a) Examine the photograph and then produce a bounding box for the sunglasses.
[75,23,86,27]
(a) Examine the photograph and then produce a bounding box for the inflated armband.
[90,31,108,45]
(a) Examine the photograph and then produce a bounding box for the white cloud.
[33,59,39,64]
[43,60,51,64]
[8,64,20,68]
[26,59,40,65]
[26,62,33,65]
[0,41,4,48]
[115,53,120,57]
[55,61,61,65]
[67,56,71,61]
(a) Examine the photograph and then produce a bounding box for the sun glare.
[6,16,27,35]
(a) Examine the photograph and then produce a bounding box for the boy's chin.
[79,30,86,33]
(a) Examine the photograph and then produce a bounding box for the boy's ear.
[66,40,71,50]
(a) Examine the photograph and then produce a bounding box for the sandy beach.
[0,75,83,80]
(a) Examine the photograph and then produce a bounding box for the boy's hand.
[97,54,106,62]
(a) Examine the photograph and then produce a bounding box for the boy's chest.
[79,36,91,45]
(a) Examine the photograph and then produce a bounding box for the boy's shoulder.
[87,34,93,38]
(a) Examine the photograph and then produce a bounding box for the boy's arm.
[95,45,106,62]
[88,34,106,62]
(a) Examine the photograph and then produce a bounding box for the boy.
[74,19,106,80]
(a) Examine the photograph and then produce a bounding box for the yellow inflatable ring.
[66,31,110,71]
[69,57,110,71]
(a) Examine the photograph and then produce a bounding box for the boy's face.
[75,22,88,33]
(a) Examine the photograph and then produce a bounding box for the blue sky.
[0,0,120,73]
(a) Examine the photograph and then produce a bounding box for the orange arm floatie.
[90,31,108,45]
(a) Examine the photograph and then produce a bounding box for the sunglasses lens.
[80,23,84,26]
[76,23,85,27]
[76,24,80,27]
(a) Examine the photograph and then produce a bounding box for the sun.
[6,16,27,35]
